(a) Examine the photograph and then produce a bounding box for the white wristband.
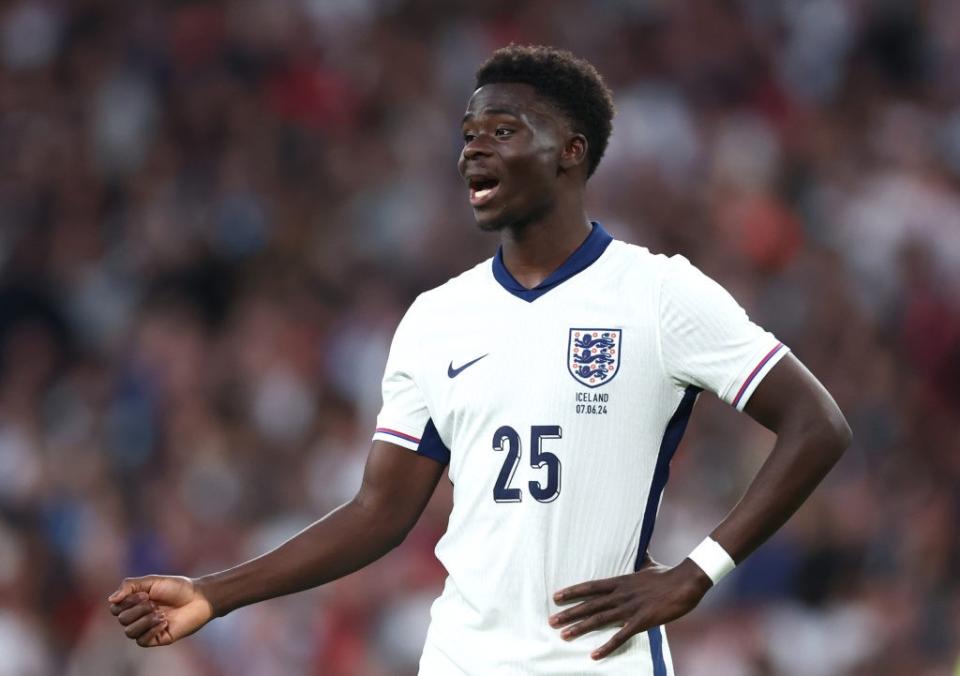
[687,537,736,585]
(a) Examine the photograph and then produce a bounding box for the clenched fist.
[107,575,214,647]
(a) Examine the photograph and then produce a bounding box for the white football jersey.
[372,223,788,675]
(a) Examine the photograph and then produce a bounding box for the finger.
[118,602,157,626]
[554,578,619,604]
[108,576,156,604]
[561,609,624,640]
[137,619,170,648]
[124,610,165,639]
[549,595,617,628]
[591,622,639,660]
[110,592,149,616]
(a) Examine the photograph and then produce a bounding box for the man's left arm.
[549,353,852,659]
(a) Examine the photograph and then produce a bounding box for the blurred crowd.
[1,0,959,674]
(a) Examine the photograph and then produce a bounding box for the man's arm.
[108,441,445,647]
[549,353,852,659]
[711,353,852,562]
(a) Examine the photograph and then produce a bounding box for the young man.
[109,46,851,675]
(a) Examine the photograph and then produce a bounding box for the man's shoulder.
[602,237,679,283]
[408,256,494,314]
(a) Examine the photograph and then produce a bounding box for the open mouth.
[468,176,501,208]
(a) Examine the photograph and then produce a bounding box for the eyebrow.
[461,107,521,124]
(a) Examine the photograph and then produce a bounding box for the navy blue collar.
[491,221,613,302]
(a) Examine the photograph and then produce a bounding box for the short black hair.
[475,45,615,178]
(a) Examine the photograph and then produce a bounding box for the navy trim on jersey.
[634,385,700,676]
[418,418,451,465]
[634,385,701,564]
[647,626,668,676]
[491,221,613,302]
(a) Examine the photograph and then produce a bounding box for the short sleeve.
[372,298,450,464]
[658,256,789,411]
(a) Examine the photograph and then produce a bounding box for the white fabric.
[658,255,788,410]
[687,537,737,585]
[373,303,432,451]
[374,237,788,675]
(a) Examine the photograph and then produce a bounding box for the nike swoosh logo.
[447,354,488,378]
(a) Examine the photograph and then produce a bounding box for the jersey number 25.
[492,425,562,503]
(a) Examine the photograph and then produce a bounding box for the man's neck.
[499,206,593,290]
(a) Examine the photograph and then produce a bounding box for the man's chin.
[475,217,507,233]
[473,207,514,233]
[473,199,552,234]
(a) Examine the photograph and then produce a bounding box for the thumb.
[107,576,156,603]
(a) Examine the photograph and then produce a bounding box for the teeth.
[475,188,493,199]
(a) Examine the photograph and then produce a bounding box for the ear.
[559,134,588,174]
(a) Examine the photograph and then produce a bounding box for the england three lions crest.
[568,329,622,388]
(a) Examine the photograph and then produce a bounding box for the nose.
[458,137,492,176]
[461,136,493,162]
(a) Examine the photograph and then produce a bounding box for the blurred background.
[1,0,959,674]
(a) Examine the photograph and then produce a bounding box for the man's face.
[458,82,569,232]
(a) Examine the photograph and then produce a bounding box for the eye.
[495,127,513,137]
[463,132,476,143]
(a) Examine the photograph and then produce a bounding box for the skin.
[458,82,593,287]
[109,81,852,661]
[109,439,446,645]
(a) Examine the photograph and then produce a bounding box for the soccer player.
[108,46,851,674]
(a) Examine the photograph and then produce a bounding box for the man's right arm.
[108,441,446,647]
